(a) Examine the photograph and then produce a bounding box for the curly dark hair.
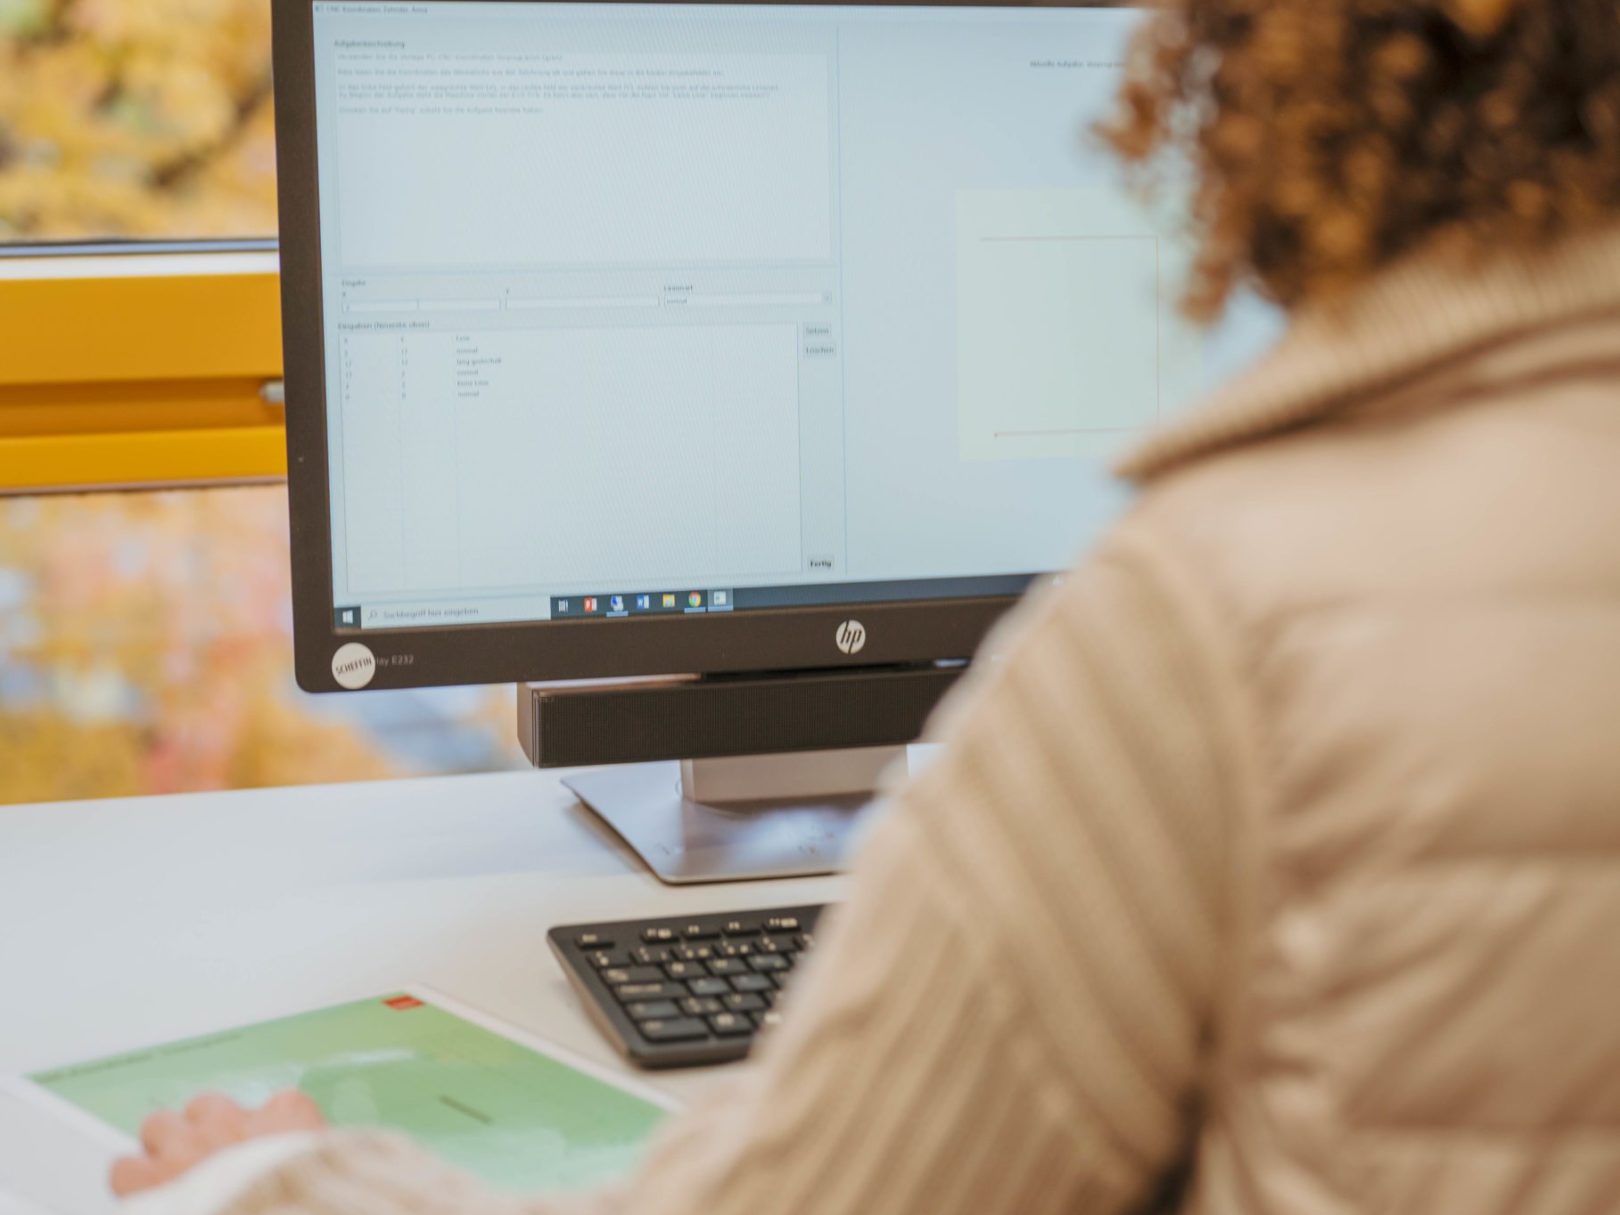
[1098,0,1620,320]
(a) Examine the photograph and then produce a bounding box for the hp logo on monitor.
[835,620,867,655]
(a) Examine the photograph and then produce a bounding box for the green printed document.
[25,990,674,1194]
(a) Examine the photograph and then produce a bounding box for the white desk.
[0,770,846,1209]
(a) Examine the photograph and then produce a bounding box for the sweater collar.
[1118,223,1620,483]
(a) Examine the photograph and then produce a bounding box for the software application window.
[310,2,1276,628]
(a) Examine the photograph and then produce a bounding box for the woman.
[117,0,1620,1210]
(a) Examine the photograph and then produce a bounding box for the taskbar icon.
[552,589,736,618]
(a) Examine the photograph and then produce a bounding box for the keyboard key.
[681,923,720,940]
[730,974,773,994]
[675,945,714,962]
[707,957,746,976]
[602,966,663,985]
[639,1018,708,1042]
[616,982,684,1001]
[721,918,762,936]
[796,933,816,950]
[758,935,795,953]
[681,996,724,1017]
[749,954,790,973]
[575,932,614,949]
[753,1010,785,1030]
[586,951,625,969]
[723,992,766,1013]
[708,1012,752,1037]
[642,927,678,944]
[632,946,673,965]
[765,916,800,932]
[717,941,754,958]
[625,1000,680,1021]
[664,961,704,981]
[687,977,731,998]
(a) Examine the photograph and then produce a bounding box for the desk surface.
[0,769,845,1207]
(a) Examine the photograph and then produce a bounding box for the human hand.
[109,1091,327,1196]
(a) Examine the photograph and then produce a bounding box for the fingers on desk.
[139,1109,189,1158]
[108,1090,324,1197]
[110,1153,169,1197]
[255,1090,325,1131]
[186,1091,251,1149]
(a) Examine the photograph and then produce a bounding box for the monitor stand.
[562,746,905,885]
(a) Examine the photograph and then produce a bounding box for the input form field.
[957,189,1201,464]
[417,299,501,313]
[507,296,660,311]
[679,293,828,308]
[345,299,501,314]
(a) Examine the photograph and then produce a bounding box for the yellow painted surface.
[0,270,282,385]
[0,426,287,492]
[0,268,286,490]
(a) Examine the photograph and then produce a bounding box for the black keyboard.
[548,904,828,1069]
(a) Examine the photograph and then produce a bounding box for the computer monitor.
[272,0,1274,882]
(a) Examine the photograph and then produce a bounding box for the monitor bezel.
[272,0,1102,693]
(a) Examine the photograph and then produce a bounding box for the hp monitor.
[272,0,1272,882]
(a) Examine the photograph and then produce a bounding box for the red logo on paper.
[384,995,424,1011]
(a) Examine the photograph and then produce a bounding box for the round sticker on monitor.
[331,642,377,690]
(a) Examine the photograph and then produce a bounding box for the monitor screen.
[303,1,1271,636]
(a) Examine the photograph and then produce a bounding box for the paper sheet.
[13,989,674,1196]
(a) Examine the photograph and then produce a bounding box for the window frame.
[0,241,285,494]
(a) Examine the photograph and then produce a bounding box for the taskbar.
[336,572,1040,631]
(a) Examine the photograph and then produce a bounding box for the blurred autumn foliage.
[0,0,278,240]
[0,6,531,803]
[0,487,526,805]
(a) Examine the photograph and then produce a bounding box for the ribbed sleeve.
[220,530,1244,1215]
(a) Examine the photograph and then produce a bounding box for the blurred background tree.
[0,3,528,804]
[0,0,279,239]
[0,487,526,806]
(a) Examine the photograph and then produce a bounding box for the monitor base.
[563,748,903,885]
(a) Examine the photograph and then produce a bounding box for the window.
[1,0,285,491]
[0,485,526,805]
[0,2,525,804]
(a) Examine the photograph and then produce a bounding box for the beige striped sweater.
[181,221,1620,1215]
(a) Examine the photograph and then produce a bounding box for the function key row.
[576,916,809,952]
[638,916,801,944]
